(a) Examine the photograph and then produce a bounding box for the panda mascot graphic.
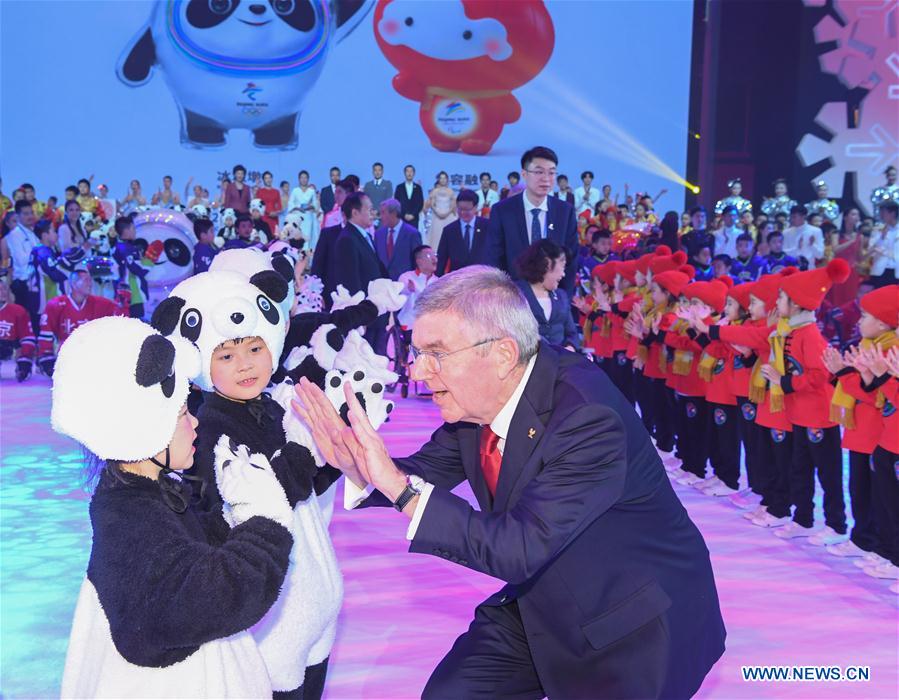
[117,0,373,149]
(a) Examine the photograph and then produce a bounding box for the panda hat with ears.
[209,247,297,321]
[151,270,289,392]
[52,317,200,462]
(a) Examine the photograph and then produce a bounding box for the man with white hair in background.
[295,266,726,699]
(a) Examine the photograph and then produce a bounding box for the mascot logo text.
[117,0,372,150]
[374,0,554,155]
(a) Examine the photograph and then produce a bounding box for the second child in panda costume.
[150,268,384,698]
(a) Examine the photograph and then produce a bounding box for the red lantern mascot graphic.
[374,0,554,155]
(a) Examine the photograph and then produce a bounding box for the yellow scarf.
[581,300,599,344]
[698,316,723,381]
[830,332,899,428]
[765,312,815,413]
[671,319,694,376]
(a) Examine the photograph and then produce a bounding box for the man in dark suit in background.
[486,146,579,294]
[334,191,389,352]
[311,178,355,309]
[363,162,394,214]
[318,165,341,216]
[296,266,726,699]
[437,189,489,274]
[394,164,425,230]
[375,198,422,281]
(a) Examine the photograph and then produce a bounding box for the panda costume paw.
[268,379,326,468]
[324,369,395,430]
[366,278,407,315]
[329,285,365,311]
[334,330,397,385]
[213,435,293,531]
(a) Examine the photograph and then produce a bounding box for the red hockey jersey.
[39,294,123,357]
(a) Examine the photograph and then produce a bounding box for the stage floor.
[1,370,896,698]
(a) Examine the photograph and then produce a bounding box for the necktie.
[480,426,502,497]
[464,223,471,252]
[530,208,542,243]
[387,227,395,259]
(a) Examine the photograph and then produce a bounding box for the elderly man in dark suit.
[437,189,489,274]
[394,164,425,229]
[375,198,422,281]
[295,266,726,700]
[486,146,579,295]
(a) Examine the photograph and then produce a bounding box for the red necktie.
[387,227,395,260]
[480,426,502,497]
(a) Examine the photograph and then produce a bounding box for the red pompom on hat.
[649,250,688,276]
[654,245,672,256]
[654,266,694,298]
[779,259,851,310]
[636,253,655,275]
[616,260,638,284]
[751,267,798,309]
[591,261,618,286]
[860,284,899,328]
[685,277,732,313]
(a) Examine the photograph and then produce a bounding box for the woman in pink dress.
[255,170,282,236]
[827,207,862,305]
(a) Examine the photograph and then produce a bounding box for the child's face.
[592,237,610,256]
[776,290,794,318]
[200,228,214,244]
[651,282,667,306]
[737,241,752,257]
[690,298,713,318]
[210,337,273,401]
[42,229,59,247]
[713,260,729,277]
[121,223,136,240]
[768,236,783,253]
[724,297,741,321]
[162,405,198,471]
[858,311,890,339]
[634,270,646,287]
[698,248,711,265]
[748,295,766,320]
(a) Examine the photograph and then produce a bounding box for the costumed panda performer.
[54,316,294,697]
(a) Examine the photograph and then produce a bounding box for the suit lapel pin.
[548,222,555,231]
[528,428,536,439]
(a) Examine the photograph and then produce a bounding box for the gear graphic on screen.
[795,0,898,216]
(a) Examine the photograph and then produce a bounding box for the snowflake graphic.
[796,0,898,215]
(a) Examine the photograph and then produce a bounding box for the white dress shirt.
[869,224,898,275]
[7,224,40,281]
[396,269,437,328]
[573,185,600,213]
[404,181,414,199]
[344,354,538,540]
[782,223,825,266]
[523,191,549,240]
[476,188,499,211]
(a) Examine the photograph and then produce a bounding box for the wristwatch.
[392,474,424,512]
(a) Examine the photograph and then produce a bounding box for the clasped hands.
[291,377,409,503]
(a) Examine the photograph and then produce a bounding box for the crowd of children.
[578,245,899,592]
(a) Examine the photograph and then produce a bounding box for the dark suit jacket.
[516,281,579,348]
[375,221,422,281]
[319,184,336,216]
[363,179,394,210]
[394,181,424,228]
[311,223,342,309]
[362,344,725,698]
[333,224,387,297]
[436,216,489,274]
[486,192,579,294]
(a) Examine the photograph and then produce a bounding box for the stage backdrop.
[1,0,694,201]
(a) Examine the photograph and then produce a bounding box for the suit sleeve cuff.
[656,329,667,344]
[708,325,721,340]
[405,482,435,540]
[343,478,376,510]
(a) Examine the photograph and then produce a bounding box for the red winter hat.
[591,261,618,286]
[618,293,642,313]
[779,259,850,310]
[685,277,733,313]
[649,250,688,276]
[728,280,754,310]
[654,265,695,298]
[635,245,672,275]
[860,284,899,328]
[751,267,798,308]
[616,260,638,284]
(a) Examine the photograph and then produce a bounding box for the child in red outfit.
[760,259,850,542]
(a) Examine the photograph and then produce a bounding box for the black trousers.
[678,395,709,477]
[758,427,793,518]
[608,351,635,405]
[10,279,39,335]
[709,403,740,489]
[650,378,676,452]
[272,657,329,700]
[422,601,670,700]
[871,447,899,566]
[847,451,880,554]
[736,398,761,492]
[633,369,656,438]
[791,426,845,532]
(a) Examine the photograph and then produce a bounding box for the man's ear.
[494,337,522,379]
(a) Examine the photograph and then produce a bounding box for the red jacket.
[642,312,675,380]
[778,323,836,429]
[835,371,883,454]
[873,377,899,454]
[663,323,707,397]
[695,330,737,405]
[39,294,123,357]
[0,301,35,359]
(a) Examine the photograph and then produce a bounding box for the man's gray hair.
[414,265,539,365]
[380,198,402,215]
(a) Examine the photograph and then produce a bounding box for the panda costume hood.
[150,269,289,392]
[53,316,292,698]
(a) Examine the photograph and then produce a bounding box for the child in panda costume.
[54,316,294,697]
[150,268,395,697]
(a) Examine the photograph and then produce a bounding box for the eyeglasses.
[525,169,557,179]
[410,338,499,373]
